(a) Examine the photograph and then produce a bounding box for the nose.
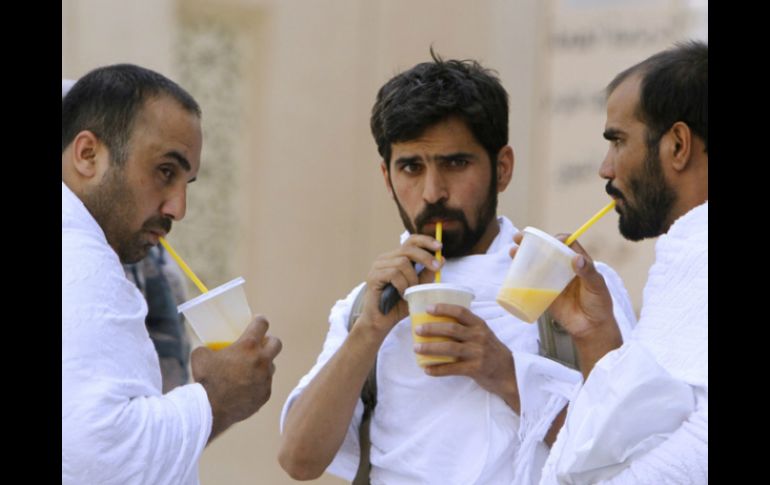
[598,150,615,181]
[422,165,448,204]
[161,185,187,221]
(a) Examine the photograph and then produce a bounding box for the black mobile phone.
[377,262,424,314]
[378,284,401,314]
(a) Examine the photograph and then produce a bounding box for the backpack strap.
[348,284,377,485]
[537,310,580,371]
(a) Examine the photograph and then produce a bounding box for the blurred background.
[62,0,707,483]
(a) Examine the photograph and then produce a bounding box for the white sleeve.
[548,343,703,485]
[279,282,367,481]
[596,389,707,485]
[62,237,211,485]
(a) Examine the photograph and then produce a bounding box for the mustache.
[414,202,466,231]
[143,216,173,235]
[605,181,625,200]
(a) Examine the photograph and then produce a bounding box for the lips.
[423,219,458,231]
[145,229,167,245]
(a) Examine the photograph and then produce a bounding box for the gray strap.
[537,311,580,371]
[348,285,377,485]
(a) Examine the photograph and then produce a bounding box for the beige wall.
[62,1,706,483]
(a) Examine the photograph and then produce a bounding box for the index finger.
[427,303,482,327]
[402,233,443,252]
[261,335,283,360]
[509,232,524,259]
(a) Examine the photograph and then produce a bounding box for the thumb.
[562,237,605,291]
[571,253,606,294]
[235,315,269,344]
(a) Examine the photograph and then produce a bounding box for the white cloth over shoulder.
[281,216,636,485]
[541,202,708,484]
[62,182,212,485]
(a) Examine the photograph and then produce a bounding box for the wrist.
[572,317,621,348]
[498,376,521,415]
[570,315,620,344]
[487,352,521,414]
[349,315,390,347]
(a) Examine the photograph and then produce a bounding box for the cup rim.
[177,276,246,314]
[522,226,577,258]
[403,282,475,298]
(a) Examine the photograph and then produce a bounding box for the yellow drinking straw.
[564,200,617,246]
[159,237,209,293]
[435,222,443,283]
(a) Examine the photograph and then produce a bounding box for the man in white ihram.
[278,52,637,485]
[522,41,708,484]
[62,64,281,484]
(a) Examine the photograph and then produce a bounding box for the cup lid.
[177,276,246,313]
[522,226,577,258]
[404,282,474,298]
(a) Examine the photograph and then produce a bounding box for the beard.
[606,141,677,241]
[393,172,498,258]
[81,165,172,264]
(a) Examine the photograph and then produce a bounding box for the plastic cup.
[496,227,577,323]
[177,277,252,350]
[403,283,475,367]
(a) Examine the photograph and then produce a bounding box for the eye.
[400,161,423,174]
[159,165,175,182]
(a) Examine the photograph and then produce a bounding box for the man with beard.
[525,41,708,484]
[278,52,636,484]
[62,64,282,484]
[63,78,192,395]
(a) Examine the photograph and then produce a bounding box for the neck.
[664,154,708,234]
[468,216,500,255]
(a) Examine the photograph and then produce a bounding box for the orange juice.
[496,287,561,323]
[410,312,458,367]
[205,341,233,351]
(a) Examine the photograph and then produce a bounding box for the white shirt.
[62,182,212,485]
[541,202,708,484]
[281,216,637,485]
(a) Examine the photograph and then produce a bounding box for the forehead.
[391,117,486,158]
[128,95,202,174]
[606,74,645,130]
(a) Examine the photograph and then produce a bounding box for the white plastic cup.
[403,283,475,367]
[177,277,252,350]
[496,227,577,323]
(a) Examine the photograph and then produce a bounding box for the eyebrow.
[393,155,420,168]
[393,152,478,166]
[435,152,477,162]
[165,150,196,183]
[603,128,623,140]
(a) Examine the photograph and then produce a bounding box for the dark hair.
[62,64,201,165]
[607,40,707,152]
[370,49,509,168]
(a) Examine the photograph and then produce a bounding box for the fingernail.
[434,241,443,249]
[432,259,441,270]
[426,304,436,313]
[413,344,422,353]
[576,255,586,269]
[414,325,423,335]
